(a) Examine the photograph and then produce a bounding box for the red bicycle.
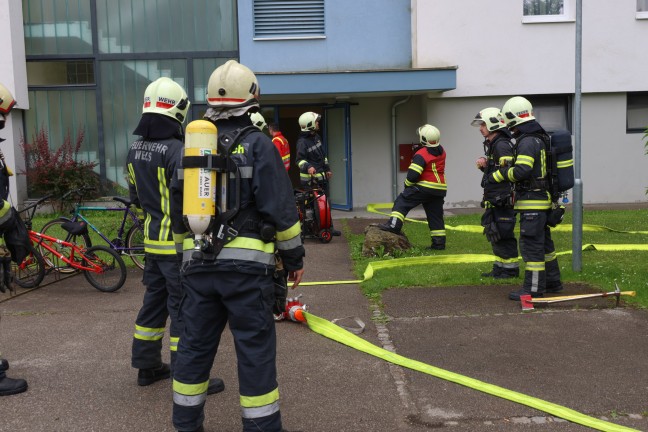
[14,195,127,292]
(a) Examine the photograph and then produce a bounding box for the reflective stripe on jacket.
[405,145,447,194]
[127,136,185,257]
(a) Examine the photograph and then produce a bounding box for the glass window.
[192,58,231,103]
[627,92,648,132]
[524,0,564,15]
[23,0,93,55]
[96,0,237,54]
[528,95,571,132]
[24,89,99,166]
[639,0,648,12]
[100,60,187,187]
[27,61,95,86]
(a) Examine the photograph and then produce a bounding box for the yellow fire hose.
[298,311,640,432]
[366,203,648,235]
[297,203,646,429]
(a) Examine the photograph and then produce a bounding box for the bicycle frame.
[69,202,143,254]
[29,230,105,274]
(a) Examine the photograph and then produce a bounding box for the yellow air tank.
[183,120,218,240]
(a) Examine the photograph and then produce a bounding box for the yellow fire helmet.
[250,112,267,130]
[471,107,507,132]
[206,60,260,109]
[502,96,535,128]
[142,77,190,124]
[417,124,441,147]
[298,111,321,132]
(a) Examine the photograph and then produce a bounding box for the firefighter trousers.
[132,256,183,371]
[391,186,446,245]
[518,210,561,294]
[173,270,282,432]
[489,207,519,270]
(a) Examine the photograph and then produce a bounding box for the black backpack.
[545,129,575,201]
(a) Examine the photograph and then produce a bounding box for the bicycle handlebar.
[60,185,97,202]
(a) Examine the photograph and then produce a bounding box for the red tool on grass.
[520,282,636,311]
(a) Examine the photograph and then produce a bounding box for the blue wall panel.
[239,0,412,73]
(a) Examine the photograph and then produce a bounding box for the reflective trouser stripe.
[170,336,179,352]
[525,261,545,272]
[133,325,165,341]
[389,211,405,222]
[173,379,209,407]
[240,388,280,419]
[501,259,519,269]
[430,230,446,237]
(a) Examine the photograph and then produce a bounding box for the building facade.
[1,0,647,210]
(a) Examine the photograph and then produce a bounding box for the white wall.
[349,96,425,209]
[581,94,647,203]
[414,0,648,96]
[405,0,648,208]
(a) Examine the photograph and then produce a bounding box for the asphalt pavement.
[1,213,647,432]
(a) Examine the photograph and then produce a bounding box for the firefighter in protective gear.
[472,107,519,278]
[127,77,224,393]
[0,82,28,396]
[268,122,291,172]
[295,111,341,236]
[489,96,563,300]
[172,60,305,432]
[250,111,267,131]
[378,124,447,250]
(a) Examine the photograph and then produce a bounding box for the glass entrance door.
[323,104,351,210]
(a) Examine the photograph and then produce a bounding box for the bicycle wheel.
[82,246,127,292]
[40,217,91,274]
[11,244,46,288]
[125,223,145,270]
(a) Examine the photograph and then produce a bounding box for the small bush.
[20,126,100,209]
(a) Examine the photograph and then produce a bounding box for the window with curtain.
[639,0,648,12]
[24,89,99,164]
[23,0,93,55]
[523,0,564,15]
[95,0,237,54]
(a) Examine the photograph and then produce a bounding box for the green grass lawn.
[344,208,648,308]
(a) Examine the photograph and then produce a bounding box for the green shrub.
[20,126,100,207]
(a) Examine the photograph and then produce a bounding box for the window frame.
[626,92,648,133]
[522,0,575,24]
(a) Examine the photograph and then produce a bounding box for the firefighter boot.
[207,377,225,395]
[481,264,502,278]
[137,362,171,386]
[546,281,564,293]
[377,217,402,235]
[495,267,520,279]
[427,236,446,250]
[0,359,28,396]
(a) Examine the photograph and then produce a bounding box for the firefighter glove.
[481,209,501,243]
